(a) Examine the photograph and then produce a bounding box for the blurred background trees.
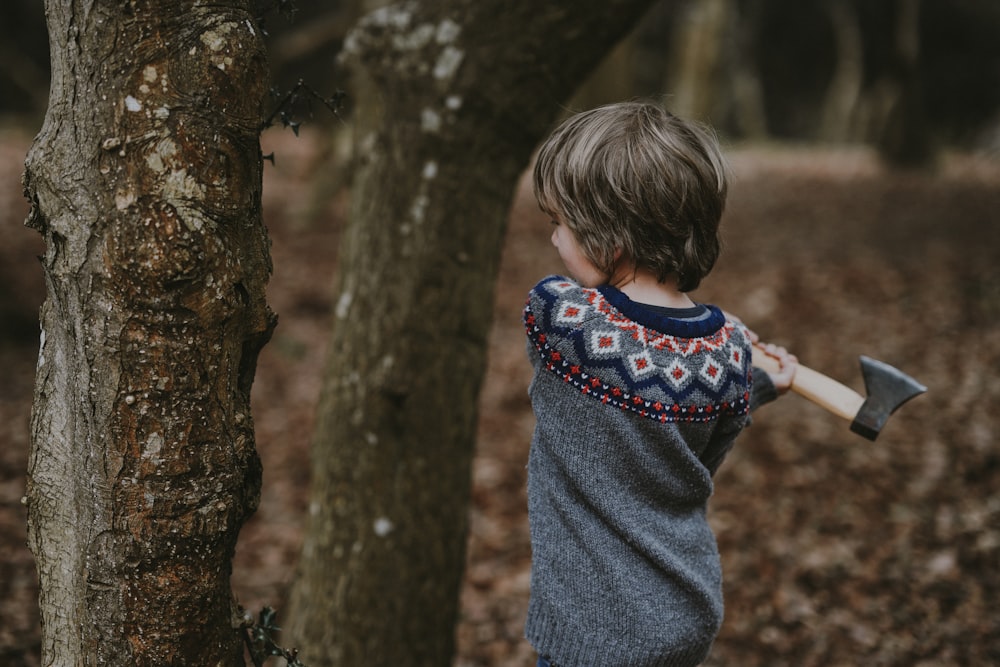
[5,0,1000,161]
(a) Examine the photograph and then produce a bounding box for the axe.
[751,344,926,440]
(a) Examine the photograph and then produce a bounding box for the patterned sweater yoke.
[524,276,752,425]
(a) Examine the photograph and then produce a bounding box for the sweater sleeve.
[749,366,779,412]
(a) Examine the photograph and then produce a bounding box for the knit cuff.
[526,601,714,667]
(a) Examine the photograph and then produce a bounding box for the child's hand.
[726,313,799,395]
[755,342,798,394]
[722,311,799,395]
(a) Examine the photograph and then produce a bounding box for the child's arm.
[745,344,796,412]
[734,321,798,412]
[723,310,798,396]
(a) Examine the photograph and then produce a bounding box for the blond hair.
[533,101,728,292]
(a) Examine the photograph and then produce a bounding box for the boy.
[523,101,795,666]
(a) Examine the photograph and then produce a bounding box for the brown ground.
[1,125,998,666]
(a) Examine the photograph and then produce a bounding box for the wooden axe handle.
[751,344,864,421]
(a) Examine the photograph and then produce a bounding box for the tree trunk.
[668,0,731,122]
[286,1,658,665]
[729,0,769,139]
[23,1,274,664]
[819,0,864,142]
[875,0,932,165]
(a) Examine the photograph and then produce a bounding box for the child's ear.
[613,247,624,262]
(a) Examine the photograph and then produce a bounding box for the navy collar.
[595,284,727,338]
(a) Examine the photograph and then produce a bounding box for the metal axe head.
[850,355,927,440]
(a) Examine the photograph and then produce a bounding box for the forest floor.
[1,125,998,666]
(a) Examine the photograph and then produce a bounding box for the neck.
[613,269,695,309]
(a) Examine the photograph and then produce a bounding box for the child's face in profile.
[550,216,605,287]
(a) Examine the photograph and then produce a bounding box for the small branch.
[241,606,307,667]
[261,80,347,134]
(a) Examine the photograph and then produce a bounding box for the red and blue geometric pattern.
[525,277,751,424]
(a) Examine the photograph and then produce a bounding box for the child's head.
[533,101,728,292]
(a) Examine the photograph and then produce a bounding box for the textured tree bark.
[286,1,658,665]
[23,1,274,664]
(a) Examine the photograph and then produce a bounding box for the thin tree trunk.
[287,1,658,665]
[729,0,769,139]
[875,0,932,165]
[668,0,731,121]
[819,0,865,142]
[23,1,273,664]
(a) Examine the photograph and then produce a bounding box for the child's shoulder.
[528,274,582,298]
[525,275,592,319]
[525,275,604,331]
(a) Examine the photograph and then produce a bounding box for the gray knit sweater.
[523,276,760,667]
